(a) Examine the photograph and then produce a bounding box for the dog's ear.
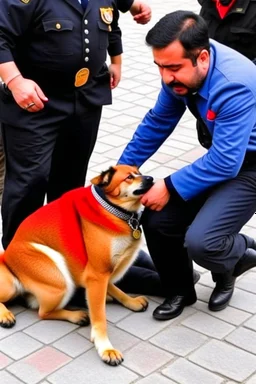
[90,166,116,187]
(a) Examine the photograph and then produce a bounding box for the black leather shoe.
[233,248,256,277]
[153,294,197,320]
[208,272,236,312]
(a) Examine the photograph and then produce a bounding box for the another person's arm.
[0,1,47,111]
[129,0,151,24]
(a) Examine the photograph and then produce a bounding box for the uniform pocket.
[42,19,74,55]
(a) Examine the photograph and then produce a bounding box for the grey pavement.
[1,1,256,383]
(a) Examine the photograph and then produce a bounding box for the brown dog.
[0,165,154,366]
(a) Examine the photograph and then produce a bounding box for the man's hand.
[141,179,170,211]
[130,1,152,25]
[109,63,121,89]
[8,76,48,112]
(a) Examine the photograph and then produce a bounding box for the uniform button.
[84,19,88,25]
[85,48,90,53]
[56,23,61,30]
[85,39,89,44]
[84,29,89,34]
[84,57,89,62]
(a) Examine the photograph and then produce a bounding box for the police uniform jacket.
[0,0,133,115]
[198,0,256,60]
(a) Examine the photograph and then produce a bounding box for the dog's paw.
[0,310,16,328]
[69,310,90,326]
[101,349,124,366]
[125,295,148,312]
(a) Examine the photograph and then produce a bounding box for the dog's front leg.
[84,268,123,366]
[107,282,148,312]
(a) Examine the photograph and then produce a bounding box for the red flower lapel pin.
[207,109,216,120]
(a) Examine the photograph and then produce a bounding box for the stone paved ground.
[1,1,256,383]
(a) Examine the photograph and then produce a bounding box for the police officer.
[0,0,149,249]
[198,0,256,62]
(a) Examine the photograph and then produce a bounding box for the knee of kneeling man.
[185,232,208,263]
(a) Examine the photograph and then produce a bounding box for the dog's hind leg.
[107,282,148,312]
[31,283,90,326]
[84,267,123,366]
[0,263,19,328]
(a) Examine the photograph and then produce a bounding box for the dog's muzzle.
[133,175,154,195]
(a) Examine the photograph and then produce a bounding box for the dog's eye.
[126,174,134,180]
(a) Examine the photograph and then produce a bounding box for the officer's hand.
[109,64,121,89]
[141,179,170,211]
[8,76,48,112]
[131,2,151,24]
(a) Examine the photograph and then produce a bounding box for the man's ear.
[198,49,209,66]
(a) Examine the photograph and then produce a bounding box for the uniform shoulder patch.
[20,0,31,3]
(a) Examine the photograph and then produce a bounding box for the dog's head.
[90,165,154,211]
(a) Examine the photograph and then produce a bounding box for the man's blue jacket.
[118,40,256,200]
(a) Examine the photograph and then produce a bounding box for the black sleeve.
[0,0,36,63]
[116,0,134,13]
[108,4,123,56]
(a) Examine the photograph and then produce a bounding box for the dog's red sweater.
[5,186,124,268]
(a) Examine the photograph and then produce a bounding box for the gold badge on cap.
[100,7,113,25]
[74,68,90,87]
[20,0,31,3]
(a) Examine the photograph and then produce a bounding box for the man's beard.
[167,78,204,95]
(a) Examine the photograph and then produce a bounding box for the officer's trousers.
[141,159,256,298]
[1,97,102,249]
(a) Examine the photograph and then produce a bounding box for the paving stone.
[229,288,256,313]
[7,347,71,384]
[53,332,93,357]
[0,332,42,360]
[181,312,235,339]
[162,357,224,384]
[193,300,252,326]
[244,314,256,331]
[122,341,173,376]
[117,300,195,340]
[189,339,256,382]
[246,373,256,383]
[236,272,256,294]
[135,373,176,384]
[225,327,256,354]
[0,371,24,384]
[24,320,79,344]
[48,350,138,384]
[106,302,135,323]
[150,325,208,356]
[0,352,13,369]
[193,284,212,304]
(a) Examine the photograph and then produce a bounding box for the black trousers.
[1,95,102,249]
[141,160,256,298]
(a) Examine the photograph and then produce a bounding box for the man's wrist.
[164,176,183,200]
[5,73,21,88]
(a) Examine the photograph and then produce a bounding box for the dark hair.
[146,10,210,65]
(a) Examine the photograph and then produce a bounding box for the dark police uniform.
[198,0,256,60]
[0,0,133,249]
